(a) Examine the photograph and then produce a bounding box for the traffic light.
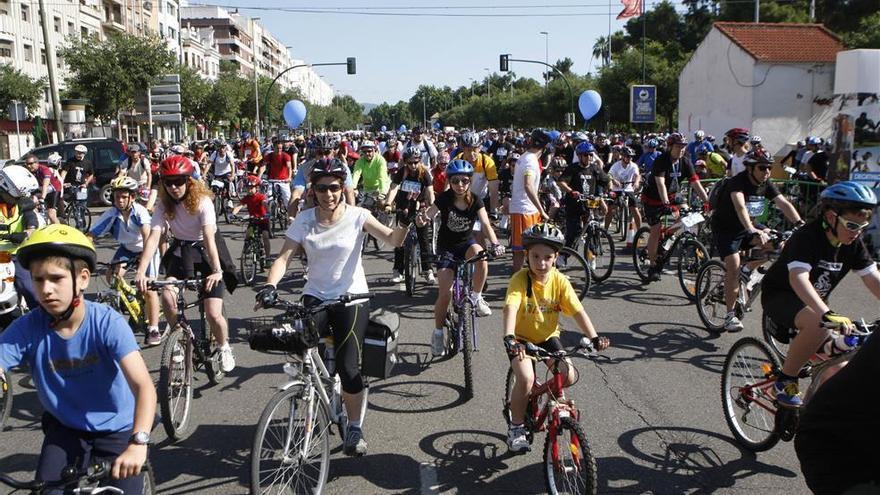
[500,54,509,72]
[347,57,357,75]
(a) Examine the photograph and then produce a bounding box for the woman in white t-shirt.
[257,158,406,457]
[604,147,642,232]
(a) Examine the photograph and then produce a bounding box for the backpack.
[707,176,731,210]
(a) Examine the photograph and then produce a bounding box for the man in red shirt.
[260,138,293,209]
[232,175,271,261]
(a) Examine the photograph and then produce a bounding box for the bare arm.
[572,310,600,340]
[112,351,156,479]
[655,176,669,204]
[862,270,880,300]
[364,214,407,248]
[488,180,499,213]
[524,175,546,218]
[265,238,302,288]
[730,191,757,232]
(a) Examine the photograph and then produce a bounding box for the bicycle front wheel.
[250,385,331,495]
[404,236,418,297]
[695,260,728,333]
[543,417,598,495]
[631,226,653,282]
[721,337,781,452]
[158,327,193,441]
[0,370,12,431]
[555,247,591,301]
[677,238,709,301]
[584,228,615,283]
[461,301,475,401]
[240,240,259,286]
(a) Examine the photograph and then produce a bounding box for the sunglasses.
[449,177,471,185]
[835,214,871,232]
[756,165,772,172]
[314,183,342,193]
[164,177,188,187]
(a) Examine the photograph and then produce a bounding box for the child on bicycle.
[231,174,271,261]
[0,224,156,493]
[89,176,163,346]
[502,223,610,453]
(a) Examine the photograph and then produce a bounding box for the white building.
[154,0,182,58]
[181,25,220,81]
[678,22,843,156]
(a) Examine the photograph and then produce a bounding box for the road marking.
[419,462,439,494]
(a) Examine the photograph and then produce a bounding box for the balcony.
[101,18,125,33]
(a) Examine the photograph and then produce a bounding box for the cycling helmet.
[508,153,521,162]
[646,138,659,148]
[807,136,822,146]
[743,150,772,166]
[522,223,565,251]
[159,155,195,178]
[514,137,526,147]
[241,131,251,140]
[402,146,421,162]
[732,132,750,144]
[622,146,636,158]
[110,176,139,192]
[169,144,187,155]
[574,132,588,142]
[17,223,96,272]
[436,141,447,151]
[575,142,596,155]
[706,135,716,143]
[666,132,686,146]
[47,152,63,167]
[309,158,348,183]
[529,129,552,149]
[245,174,262,187]
[694,130,705,140]
[726,127,750,138]
[314,134,340,151]
[797,140,805,148]
[446,159,475,177]
[820,181,878,209]
[631,133,641,140]
[460,131,481,148]
[750,135,762,144]
[0,165,39,199]
[359,141,376,150]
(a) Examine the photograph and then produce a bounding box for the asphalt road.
[0,217,876,494]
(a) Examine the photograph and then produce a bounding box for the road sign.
[151,103,181,113]
[151,84,180,95]
[630,85,656,124]
[147,113,182,123]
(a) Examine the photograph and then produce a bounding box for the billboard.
[630,85,656,124]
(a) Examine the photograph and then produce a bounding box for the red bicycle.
[502,340,603,495]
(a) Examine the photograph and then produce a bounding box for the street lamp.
[469,78,475,97]
[539,31,549,86]
[483,68,491,98]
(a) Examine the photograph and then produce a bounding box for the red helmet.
[245,174,262,187]
[159,155,194,178]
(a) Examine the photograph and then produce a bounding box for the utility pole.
[38,0,64,142]
[755,0,760,22]
[484,68,491,98]
[539,32,549,87]
[809,0,815,21]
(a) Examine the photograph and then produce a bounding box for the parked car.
[16,137,126,206]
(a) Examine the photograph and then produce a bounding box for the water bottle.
[662,236,674,252]
[822,334,859,357]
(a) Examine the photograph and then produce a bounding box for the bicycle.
[502,339,604,495]
[265,179,291,235]
[209,176,233,224]
[720,318,877,452]
[0,460,156,494]
[402,221,424,297]
[147,278,226,442]
[694,230,791,333]
[238,217,268,286]
[62,185,92,233]
[554,245,592,302]
[0,368,11,432]
[358,193,393,252]
[93,259,148,338]
[607,190,631,242]
[631,206,710,300]
[248,293,373,495]
[569,196,615,284]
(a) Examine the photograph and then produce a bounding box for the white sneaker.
[723,312,744,332]
[424,270,436,284]
[507,424,530,453]
[390,270,404,283]
[219,345,236,373]
[474,295,492,317]
[431,329,445,357]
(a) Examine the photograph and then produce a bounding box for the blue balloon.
[380,125,387,132]
[283,100,307,128]
[399,125,407,133]
[578,90,602,121]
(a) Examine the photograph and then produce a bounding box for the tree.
[59,33,176,122]
[592,32,628,67]
[178,64,212,128]
[842,12,880,49]
[545,57,575,81]
[0,65,45,119]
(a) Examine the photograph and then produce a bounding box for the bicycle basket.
[247,316,319,354]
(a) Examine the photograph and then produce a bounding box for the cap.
[74,144,88,153]
[127,144,141,153]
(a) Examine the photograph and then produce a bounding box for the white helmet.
[0,165,40,199]
[47,152,63,167]
[694,130,706,140]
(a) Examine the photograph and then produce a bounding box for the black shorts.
[643,204,666,226]
[162,254,225,299]
[712,227,752,259]
[761,290,804,343]
[436,239,478,270]
[612,191,640,208]
[44,191,59,209]
[507,336,563,362]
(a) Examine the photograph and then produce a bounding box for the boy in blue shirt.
[0,224,156,493]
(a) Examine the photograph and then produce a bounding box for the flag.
[617,0,643,19]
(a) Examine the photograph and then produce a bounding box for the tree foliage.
[0,65,45,119]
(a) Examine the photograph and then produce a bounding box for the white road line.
[419,462,440,495]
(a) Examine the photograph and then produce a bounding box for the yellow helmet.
[17,224,97,271]
[110,176,139,192]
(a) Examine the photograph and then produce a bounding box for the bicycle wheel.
[721,337,781,452]
[240,239,259,286]
[203,307,227,386]
[267,202,279,239]
[250,385,331,495]
[0,370,12,431]
[555,246,591,301]
[618,204,630,242]
[461,301,475,401]
[214,193,224,223]
[158,327,193,441]
[631,226,653,282]
[404,236,418,297]
[444,310,460,358]
[502,367,515,424]
[142,460,158,495]
[761,312,790,361]
[695,260,728,333]
[543,416,598,495]
[677,238,709,301]
[75,204,91,232]
[583,227,615,283]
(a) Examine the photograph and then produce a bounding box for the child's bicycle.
[721,317,878,452]
[502,339,606,495]
[0,460,157,494]
[94,259,148,339]
[247,293,373,495]
[236,216,269,286]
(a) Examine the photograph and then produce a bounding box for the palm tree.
[592,36,609,67]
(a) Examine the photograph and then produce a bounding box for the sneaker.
[774,379,803,407]
[431,329,445,357]
[343,425,367,456]
[219,345,236,373]
[145,328,162,347]
[723,312,744,332]
[507,424,530,453]
[390,270,404,283]
[424,270,436,284]
[474,295,492,317]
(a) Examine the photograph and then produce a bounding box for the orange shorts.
[510,212,543,251]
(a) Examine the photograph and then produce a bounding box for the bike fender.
[279,380,306,391]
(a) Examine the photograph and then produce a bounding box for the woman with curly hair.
[136,156,237,373]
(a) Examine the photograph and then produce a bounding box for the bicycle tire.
[556,246,591,301]
[677,238,709,301]
[203,307,226,386]
[503,367,515,424]
[240,238,259,286]
[444,311,460,358]
[584,227,615,283]
[543,416,598,495]
[761,312,790,361]
[142,460,158,495]
[721,337,782,452]
[631,226,653,282]
[404,234,418,297]
[250,384,331,495]
[213,192,224,224]
[0,370,12,431]
[619,203,630,242]
[695,260,728,333]
[158,327,193,441]
[461,301,475,401]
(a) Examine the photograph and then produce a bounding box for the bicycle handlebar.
[521,338,608,361]
[0,461,112,492]
[147,279,205,292]
[266,293,374,314]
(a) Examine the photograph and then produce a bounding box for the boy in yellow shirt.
[502,223,610,453]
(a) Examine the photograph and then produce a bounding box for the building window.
[41,48,46,65]
[159,22,164,37]
[20,4,28,22]
[81,26,88,37]
[166,1,175,17]
[0,0,8,16]
[68,21,75,35]
[168,27,175,39]
[23,43,33,62]
[54,16,61,32]
[0,40,12,58]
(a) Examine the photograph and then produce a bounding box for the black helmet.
[529,129,552,149]
[402,146,421,162]
[743,150,772,167]
[309,158,348,183]
[622,147,636,158]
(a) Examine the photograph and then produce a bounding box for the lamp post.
[539,31,549,87]
[483,68,491,98]
[252,17,261,139]
[469,78,475,97]
[263,57,356,133]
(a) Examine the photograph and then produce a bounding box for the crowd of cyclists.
[0,122,877,494]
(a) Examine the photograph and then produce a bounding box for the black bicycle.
[403,221,423,297]
[0,460,156,494]
[209,176,233,224]
[62,185,92,233]
[239,218,268,286]
[264,180,290,236]
[570,196,616,283]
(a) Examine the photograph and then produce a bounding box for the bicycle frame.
[524,359,582,471]
[155,280,212,367]
[450,256,478,350]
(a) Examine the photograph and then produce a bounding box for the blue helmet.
[446,159,474,177]
[241,131,251,140]
[820,181,877,209]
[807,136,822,146]
[646,138,659,148]
[575,141,595,155]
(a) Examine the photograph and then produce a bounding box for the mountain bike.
[0,460,156,494]
[210,176,233,224]
[569,196,615,283]
[359,193,394,252]
[148,278,226,442]
[502,339,605,495]
[62,185,92,233]
[265,180,291,235]
[632,206,710,300]
[239,217,268,286]
[403,221,424,297]
[248,293,373,495]
[694,230,791,332]
[0,368,11,432]
[721,318,877,452]
[93,259,148,338]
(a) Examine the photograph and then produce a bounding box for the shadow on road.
[368,380,468,414]
[588,321,722,374]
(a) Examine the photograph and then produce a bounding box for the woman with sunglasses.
[387,146,436,284]
[256,158,406,456]
[710,150,803,332]
[135,156,237,373]
[761,181,879,407]
[416,160,505,357]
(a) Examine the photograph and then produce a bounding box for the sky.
[198,0,652,105]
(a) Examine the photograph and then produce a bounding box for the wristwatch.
[129,431,150,445]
